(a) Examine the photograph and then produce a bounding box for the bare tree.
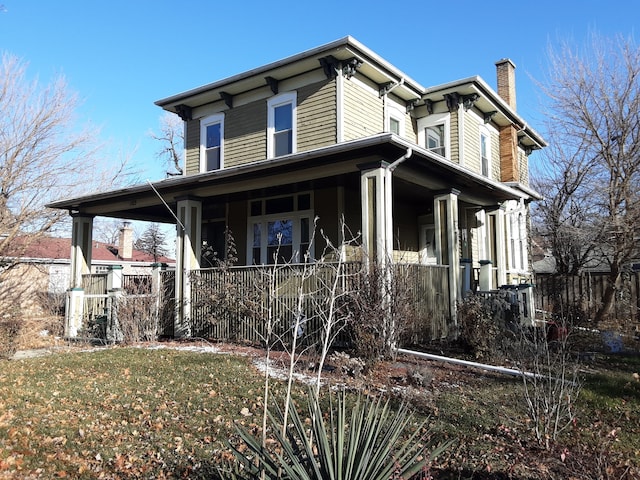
[533,33,640,322]
[0,52,115,264]
[150,112,184,177]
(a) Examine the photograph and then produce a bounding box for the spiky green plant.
[218,389,452,480]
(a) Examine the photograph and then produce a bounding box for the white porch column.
[106,265,123,342]
[360,163,393,264]
[66,214,94,337]
[175,197,202,337]
[489,207,507,287]
[434,190,460,324]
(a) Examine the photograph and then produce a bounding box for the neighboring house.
[0,224,174,317]
[48,36,545,337]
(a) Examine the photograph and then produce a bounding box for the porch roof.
[47,134,532,223]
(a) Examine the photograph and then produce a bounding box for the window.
[386,105,405,137]
[390,117,401,135]
[200,114,224,171]
[426,125,445,156]
[480,130,490,177]
[248,192,312,264]
[267,92,297,158]
[417,113,450,159]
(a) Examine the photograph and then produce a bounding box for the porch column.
[360,163,393,264]
[488,207,507,287]
[66,214,94,337]
[175,196,202,337]
[434,190,460,324]
[106,265,123,342]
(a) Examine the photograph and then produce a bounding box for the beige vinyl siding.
[343,78,384,141]
[463,110,482,173]
[405,113,417,142]
[224,101,266,168]
[185,119,200,175]
[298,79,337,151]
[449,110,459,163]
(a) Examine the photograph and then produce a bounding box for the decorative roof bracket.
[406,99,420,113]
[341,57,363,79]
[174,104,193,121]
[379,81,397,97]
[265,76,279,95]
[462,93,480,111]
[219,92,233,109]
[424,99,434,115]
[444,93,460,112]
[484,111,498,124]
[319,55,339,79]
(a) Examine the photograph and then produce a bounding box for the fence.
[80,269,175,340]
[534,271,640,327]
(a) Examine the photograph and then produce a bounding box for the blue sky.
[0,0,637,183]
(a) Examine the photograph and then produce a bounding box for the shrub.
[0,318,22,360]
[457,293,511,360]
[220,388,451,480]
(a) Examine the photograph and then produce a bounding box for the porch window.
[248,192,312,264]
[200,113,224,171]
[267,92,296,158]
[417,113,450,159]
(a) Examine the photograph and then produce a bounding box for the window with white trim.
[200,113,224,171]
[267,92,297,158]
[248,192,312,264]
[386,105,405,137]
[508,210,527,271]
[480,127,491,177]
[417,113,450,159]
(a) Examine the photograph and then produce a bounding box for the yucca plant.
[218,389,452,480]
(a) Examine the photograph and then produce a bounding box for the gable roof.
[2,236,174,264]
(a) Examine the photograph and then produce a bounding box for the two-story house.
[49,36,545,338]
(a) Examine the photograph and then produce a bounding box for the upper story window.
[386,105,405,137]
[267,92,297,158]
[480,128,491,177]
[200,113,224,171]
[426,125,445,156]
[417,113,450,159]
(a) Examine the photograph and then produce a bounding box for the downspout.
[381,148,412,352]
[396,347,544,381]
[386,147,412,253]
[388,147,412,172]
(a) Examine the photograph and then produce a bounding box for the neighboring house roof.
[2,236,174,264]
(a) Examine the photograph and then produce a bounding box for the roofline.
[47,133,530,211]
[424,76,547,148]
[155,36,425,108]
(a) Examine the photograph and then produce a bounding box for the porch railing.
[189,262,451,346]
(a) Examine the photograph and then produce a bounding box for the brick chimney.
[495,58,520,182]
[118,221,133,260]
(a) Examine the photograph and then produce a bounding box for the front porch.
[50,135,533,342]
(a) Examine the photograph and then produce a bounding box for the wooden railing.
[189,262,451,346]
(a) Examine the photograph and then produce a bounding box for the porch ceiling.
[47,135,525,222]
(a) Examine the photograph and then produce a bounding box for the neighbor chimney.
[495,58,517,110]
[495,58,520,182]
[119,221,133,260]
